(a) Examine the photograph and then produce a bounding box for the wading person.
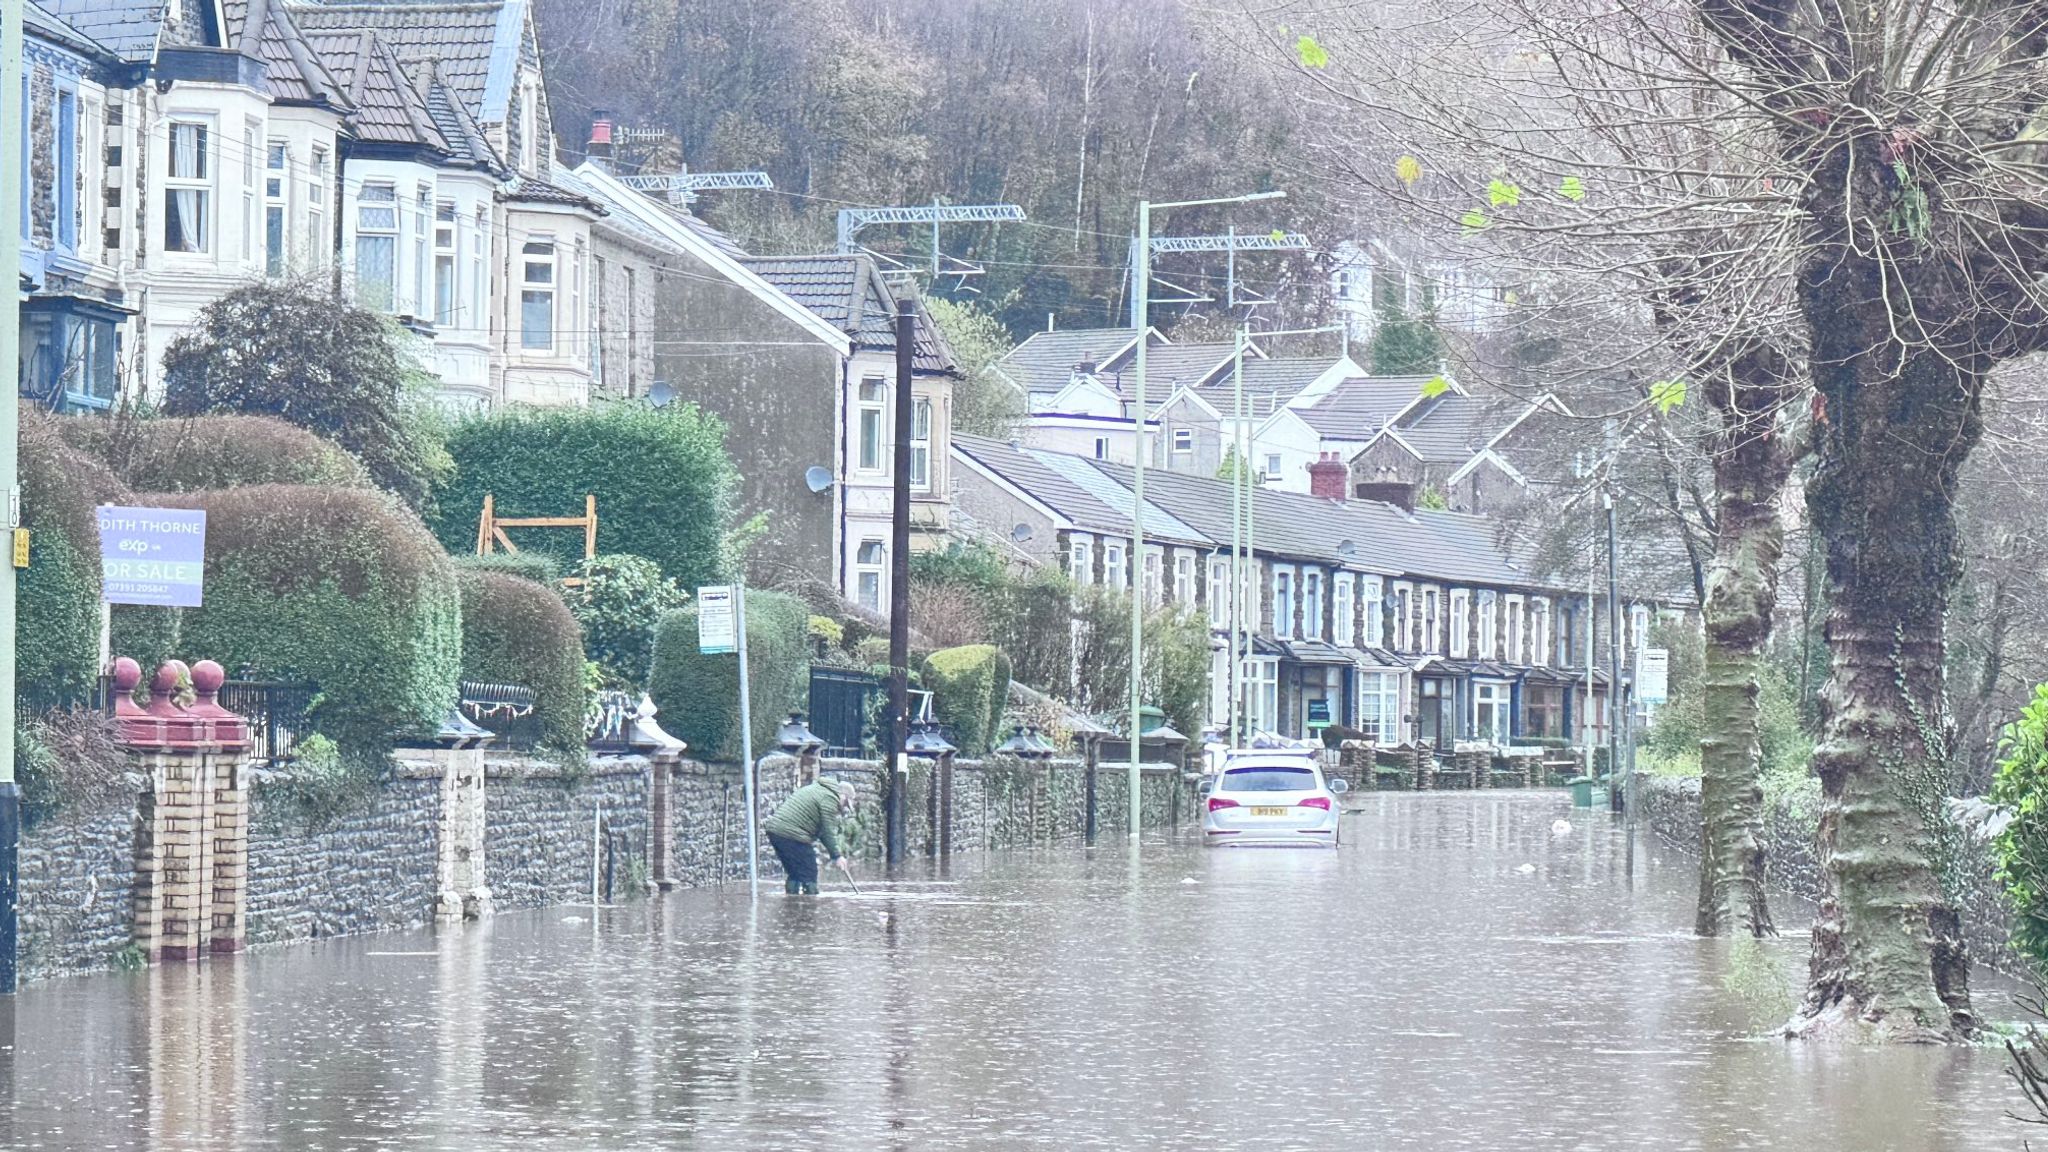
[764,776,854,894]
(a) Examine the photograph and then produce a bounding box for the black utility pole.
[886,289,915,868]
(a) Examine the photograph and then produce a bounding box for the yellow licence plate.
[1250,806,1288,817]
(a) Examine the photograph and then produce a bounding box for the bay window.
[164,120,211,253]
[434,201,457,324]
[413,184,432,315]
[264,141,288,275]
[241,122,257,261]
[355,183,398,310]
[520,239,556,348]
[307,147,328,269]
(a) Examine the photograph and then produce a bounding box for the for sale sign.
[98,505,206,607]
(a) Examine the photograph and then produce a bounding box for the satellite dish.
[1336,539,1358,558]
[804,466,834,494]
[647,381,677,408]
[1011,522,1035,544]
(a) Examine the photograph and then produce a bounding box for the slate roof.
[287,0,524,124]
[27,1,121,60]
[1101,341,1237,396]
[1386,393,1519,463]
[953,434,1156,540]
[504,171,599,209]
[420,69,499,169]
[998,328,1142,397]
[1289,375,1431,439]
[741,255,957,375]
[38,0,173,61]
[303,28,448,150]
[220,0,350,106]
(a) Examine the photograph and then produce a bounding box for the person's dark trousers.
[768,832,819,895]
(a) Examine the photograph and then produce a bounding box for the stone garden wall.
[20,747,1190,981]
[1637,775,2019,975]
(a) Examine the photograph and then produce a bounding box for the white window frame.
[1208,556,1231,628]
[412,183,432,316]
[264,139,289,276]
[1273,566,1296,640]
[1070,537,1093,586]
[307,146,328,270]
[1103,542,1128,591]
[241,120,258,265]
[1450,589,1471,658]
[1356,670,1401,743]
[1247,657,1280,735]
[520,238,556,349]
[1506,595,1525,664]
[1478,591,1498,660]
[855,539,885,611]
[164,118,213,255]
[1263,452,1283,481]
[857,377,886,472]
[355,182,399,311]
[1172,427,1193,454]
[1392,581,1413,651]
[1173,551,1196,606]
[1423,586,1441,654]
[1143,546,1165,606]
[911,397,933,492]
[1334,574,1356,647]
[1363,577,1384,647]
[1093,436,1110,460]
[434,200,458,324]
[470,206,487,331]
[1303,569,1325,641]
[1473,681,1509,745]
[1533,597,1551,666]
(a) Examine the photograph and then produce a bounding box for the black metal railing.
[459,680,540,750]
[809,665,882,758]
[218,679,319,765]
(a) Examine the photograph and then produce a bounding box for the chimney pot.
[1307,453,1349,502]
[588,111,615,161]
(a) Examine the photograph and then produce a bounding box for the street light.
[1129,189,1285,839]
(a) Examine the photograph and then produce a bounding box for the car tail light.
[1298,796,1332,811]
[1208,797,1239,812]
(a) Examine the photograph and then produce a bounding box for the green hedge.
[430,402,736,590]
[1995,683,2048,973]
[457,570,588,752]
[19,416,122,698]
[112,485,461,753]
[564,554,687,689]
[59,413,370,493]
[648,589,808,763]
[922,644,1011,756]
[452,550,564,585]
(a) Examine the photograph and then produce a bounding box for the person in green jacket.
[764,777,855,894]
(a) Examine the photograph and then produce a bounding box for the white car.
[1201,752,1348,847]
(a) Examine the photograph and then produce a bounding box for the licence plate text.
[1250,806,1288,817]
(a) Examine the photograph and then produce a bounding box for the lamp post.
[776,710,826,781]
[903,722,956,857]
[1128,189,1285,839]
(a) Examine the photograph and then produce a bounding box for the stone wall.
[484,756,651,910]
[1638,775,2019,975]
[245,770,441,946]
[19,791,143,979]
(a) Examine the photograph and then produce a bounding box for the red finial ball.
[190,660,225,695]
[111,657,142,693]
[152,662,183,694]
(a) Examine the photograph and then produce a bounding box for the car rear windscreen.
[1220,767,1317,792]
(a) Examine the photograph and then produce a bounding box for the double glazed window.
[1143,549,1164,606]
[1363,577,1384,646]
[856,540,885,611]
[264,141,288,276]
[1070,538,1093,586]
[434,202,458,324]
[1474,681,1509,744]
[858,378,886,471]
[1533,598,1551,665]
[1478,592,1498,659]
[520,240,556,349]
[165,121,210,253]
[910,398,932,490]
[355,183,398,310]
[1209,557,1231,627]
[1450,590,1470,658]
[1103,542,1128,591]
[1334,575,1355,646]
[307,147,328,269]
[1303,571,1324,640]
[1174,552,1196,606]
[1273,568,1296,640]
[1355,671,1400,742]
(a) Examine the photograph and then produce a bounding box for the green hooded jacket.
[763,779,845,857]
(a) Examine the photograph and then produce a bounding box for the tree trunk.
[1695,370,1789,937]
[1791,243,1981,1041]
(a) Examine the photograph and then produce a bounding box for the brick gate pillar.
[121,658,252,963]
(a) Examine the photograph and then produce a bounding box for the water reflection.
[0,791,2032,1149]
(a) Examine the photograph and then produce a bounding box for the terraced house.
[953,433,1684,751]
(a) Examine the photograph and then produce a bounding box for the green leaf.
[1459,209,1489,233]
[1487,178,1522,208]
[1395,155,1422,187]
[1295,34,1329,69]
[1649,378,1688,413]
[1559,175,1586,202]
[1270,229,1287,242]
[1421,375,1451,398]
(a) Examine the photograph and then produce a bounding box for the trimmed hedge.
[430,402,736,589]
[648,589,808,763]
[565,554,687,689]
[59,413,370,493]
[19,415,123,697]
[922,644,1011,756]
[457,570,588,752]
[452,550,563,585]
[112,485,461,752]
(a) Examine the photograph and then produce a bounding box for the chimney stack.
[1307,451,1349,502]
[588,110,615,166]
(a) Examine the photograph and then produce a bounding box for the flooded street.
[0,790,2030,1149]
